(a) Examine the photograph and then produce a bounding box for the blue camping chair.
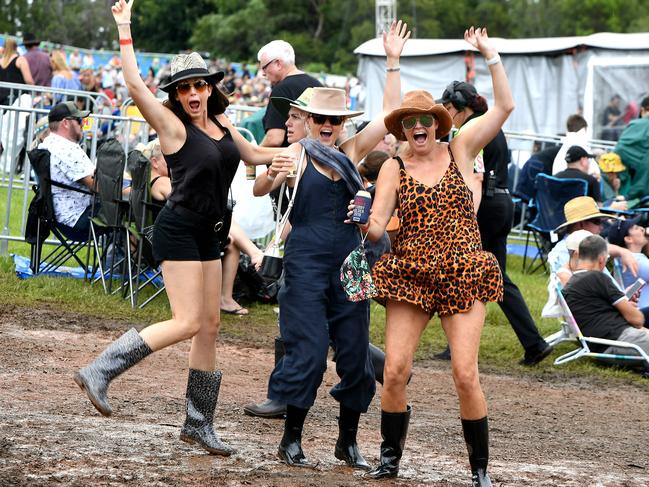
[522,174,588,274]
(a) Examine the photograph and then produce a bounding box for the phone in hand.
[625,278,646,299]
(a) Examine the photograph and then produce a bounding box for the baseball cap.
[436,81,477,105]
[565,145,595,163]
[607,216,641,247]
[565,229,592,251]
[48,101,91,123]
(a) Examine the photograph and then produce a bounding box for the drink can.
[351,190,372,224]
[245,164,256,180]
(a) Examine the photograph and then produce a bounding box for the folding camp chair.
[121,148,165,308]
[522,174,588,274]
[554,282,649,371]
[25,148,100,276]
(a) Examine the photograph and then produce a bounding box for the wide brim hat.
[598,152,626,173]
[271,87,316,118]
[290,87,363,118]
[22,33,40,47]
[555,196,619,231]
[384,90,453,141]
[159,52,224,93]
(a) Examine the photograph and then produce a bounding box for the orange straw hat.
[384,90,453,141]
[555,196,619,231]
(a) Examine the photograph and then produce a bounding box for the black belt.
[483,187,509,196]
[165,201,223,233]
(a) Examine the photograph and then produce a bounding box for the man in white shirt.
[39,101,95,241]
[552,114,600,178]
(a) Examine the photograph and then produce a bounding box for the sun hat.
[555,196,619,231]
[271,87,316,118]
[290,87,363,118]
[384,90,453,141]
[565,229,593,251]
[607,216,642,247]
[158,52,224,93]
[598,152,626,173]
[22,33,40,47]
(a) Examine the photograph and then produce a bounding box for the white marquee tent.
[354,32,649,138]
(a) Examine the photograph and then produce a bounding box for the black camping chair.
[25,148,99,276]
[122,149,166,308]
[522,174,588,274]
[88,138,129,293]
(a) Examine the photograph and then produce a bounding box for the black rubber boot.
[278,405,315,468]
[334,404,370,470]
[365,406,411,479]
[180,369,235,456]
[369,343,385,385]
[462,417,493,487]
[73,328,152,417]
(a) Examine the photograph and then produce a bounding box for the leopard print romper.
[372,150,503,316]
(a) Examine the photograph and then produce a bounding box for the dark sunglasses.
[176,79,209,94]
[65,117,83,125]
[401,114,434,130]
[261,58,277,71]
[310,114,344,126]
[588,218,604,226]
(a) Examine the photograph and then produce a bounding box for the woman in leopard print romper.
[353,27,514,486]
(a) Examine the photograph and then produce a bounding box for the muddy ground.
[1,304,648,487]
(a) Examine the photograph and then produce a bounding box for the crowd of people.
[7,1,649,486]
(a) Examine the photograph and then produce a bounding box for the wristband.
[119,38,133,46]
[386,66,400,72]
[485,54,501,66]
[116,21,131,25]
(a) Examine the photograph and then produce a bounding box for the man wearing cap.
[555,145,602,203]
[257,40,321,148]
[22,33,52,87]
[38,101,94,241]
[608,217,649,309]
[548,196,638,280]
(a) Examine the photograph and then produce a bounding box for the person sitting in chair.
[38,101,95,241]
[562,235,649,368]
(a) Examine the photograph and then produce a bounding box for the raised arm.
[217,114,283,165]
[450,27,514,172]
[111,0,183,145]
[341,20,410,164]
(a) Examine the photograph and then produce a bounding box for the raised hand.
[111,0,134,24]
[383,20,411,60]
[464,26,497,59]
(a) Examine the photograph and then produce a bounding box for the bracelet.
[386,66,400,72]
[119,38,133,46]
[116,21,131,25]
[266,173,276,182]
[485,54,501,66]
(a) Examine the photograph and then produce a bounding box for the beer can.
[245,164,256,180]
[351,190,372,224]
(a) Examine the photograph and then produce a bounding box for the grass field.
[1,178,645,383]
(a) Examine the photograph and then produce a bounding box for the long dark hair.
[162,81,229,124]
[466,94,488,115]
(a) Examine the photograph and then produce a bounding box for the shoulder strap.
[150,176,162,187]
[447,145,455,162]
[394,156,405,170]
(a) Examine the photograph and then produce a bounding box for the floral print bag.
[340,231,377,302]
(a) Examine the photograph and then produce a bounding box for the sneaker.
[519,344,554,366]
[433,346,451,361]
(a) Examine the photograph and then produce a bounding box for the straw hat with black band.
[555,196,619,231]
[158,52,224,93]
[384,90,452,141]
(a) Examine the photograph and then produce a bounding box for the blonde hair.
[2,38,17,64]
[142,138,162,160]
[50,50,70,72]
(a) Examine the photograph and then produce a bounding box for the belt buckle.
[214,221,223,233]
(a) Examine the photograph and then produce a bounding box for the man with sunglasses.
[256,40,321,149]
[38,101,96,241]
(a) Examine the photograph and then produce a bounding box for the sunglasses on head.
[310,114,344,126]
[401,114,434,130]
[176,79,209,94]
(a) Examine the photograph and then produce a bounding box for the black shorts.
[152,204,223,264]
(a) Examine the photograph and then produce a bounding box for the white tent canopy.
[354,32,649,137]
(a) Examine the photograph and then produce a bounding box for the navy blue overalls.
[268,156,375,412]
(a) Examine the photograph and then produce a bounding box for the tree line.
[2,0,649,74]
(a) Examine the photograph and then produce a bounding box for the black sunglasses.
[261,58,277,71]
[310,114,344,126]
[176,79,209,94]
[401,114,434,130]
[588,218,604,226]
[65,117,83,125]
